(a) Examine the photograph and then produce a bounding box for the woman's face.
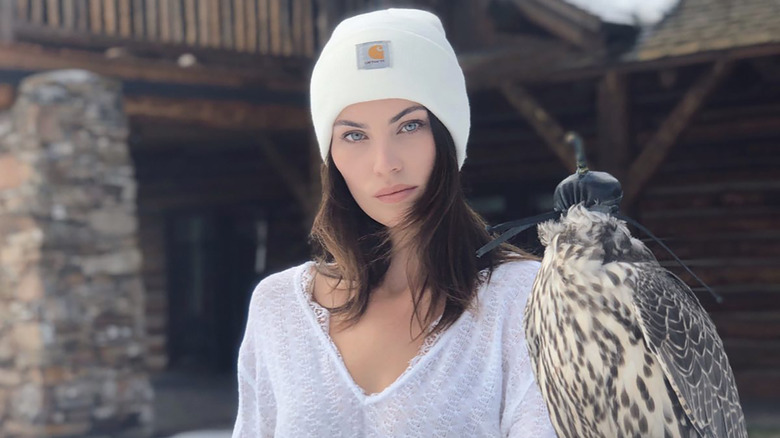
[331,99,436,228]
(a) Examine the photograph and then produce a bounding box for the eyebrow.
[389,105,426,124]
[333,105,427,129]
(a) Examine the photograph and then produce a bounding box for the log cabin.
[0,0,777,435]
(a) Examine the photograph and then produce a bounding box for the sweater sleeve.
[232,284,277,438]
[499,261,558,438]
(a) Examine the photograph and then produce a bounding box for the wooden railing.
[5,0,398,58]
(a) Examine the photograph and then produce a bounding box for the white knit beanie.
[310,8,470,169]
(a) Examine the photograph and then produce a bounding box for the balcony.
[0,0,407,59]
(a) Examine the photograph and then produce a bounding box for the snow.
[564,0,680,26]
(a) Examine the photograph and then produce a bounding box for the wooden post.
[77,0,89,32]
[63,0,76,30]
[184,0,197,45]
[119,0,132,37]
[0,0,15,41]
[16,0,29,21]
[46,0,59,26]
[597,70,630,183]
[170,0,183,43]
[292,0,303,54]
[197,0,209,46]
[208,0,220,48]
[133,0,145,38]
[269,0,281,54]
[280,0,293,56]
[145,0,157,40]
[89,0,101,33]
[623,60,733,206]
[246,0,257,52]
[104,0,117,34]
[220,0,233,49]
[159,0,171,42]
[500,82,577,172]
[31,0,43,24]
[258,0,269,53]
[233,0,246,51]
[302,0,314,56]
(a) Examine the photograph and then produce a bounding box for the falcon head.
[552,133,623,215]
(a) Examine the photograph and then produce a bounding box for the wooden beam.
[596,70,629,182]
[0,42,305,88]
[124,96,309,131]
[461,40,780,90]
[750,57,780,83]
[623,60,733,205]
[510,0,602,50]
[500,82,576,172]
[256,135,316,220]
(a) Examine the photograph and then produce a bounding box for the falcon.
[478,134,747,437]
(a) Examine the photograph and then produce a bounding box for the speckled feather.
[524,204,747,438]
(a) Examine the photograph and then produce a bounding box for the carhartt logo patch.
[356,41,391,70]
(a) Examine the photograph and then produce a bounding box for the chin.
[365,208,404,229]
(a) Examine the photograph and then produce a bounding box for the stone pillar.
[0,70,153,437]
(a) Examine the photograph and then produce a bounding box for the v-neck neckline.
[294,262,469,404]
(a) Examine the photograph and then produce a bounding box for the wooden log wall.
[463,61,780,400]
[636,83,780,399]
[130,125,313,372]
[130,126,311,212]
[12,0,330,56]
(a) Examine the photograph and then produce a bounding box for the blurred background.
[0,0,778,436]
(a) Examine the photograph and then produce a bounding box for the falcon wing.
[631,265,747,438]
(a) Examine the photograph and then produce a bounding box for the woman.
[232,8,557,437]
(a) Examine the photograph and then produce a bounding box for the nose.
[372,138,402,175]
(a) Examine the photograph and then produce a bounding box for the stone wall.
[0,70,153,437]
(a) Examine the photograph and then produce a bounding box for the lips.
[375,184,417,198]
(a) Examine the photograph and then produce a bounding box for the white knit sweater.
[231,259,557,437]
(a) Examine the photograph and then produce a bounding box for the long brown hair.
[309,110,535,339]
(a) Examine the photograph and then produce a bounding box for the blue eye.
[343,132,366,142]
[401,120,425,133]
